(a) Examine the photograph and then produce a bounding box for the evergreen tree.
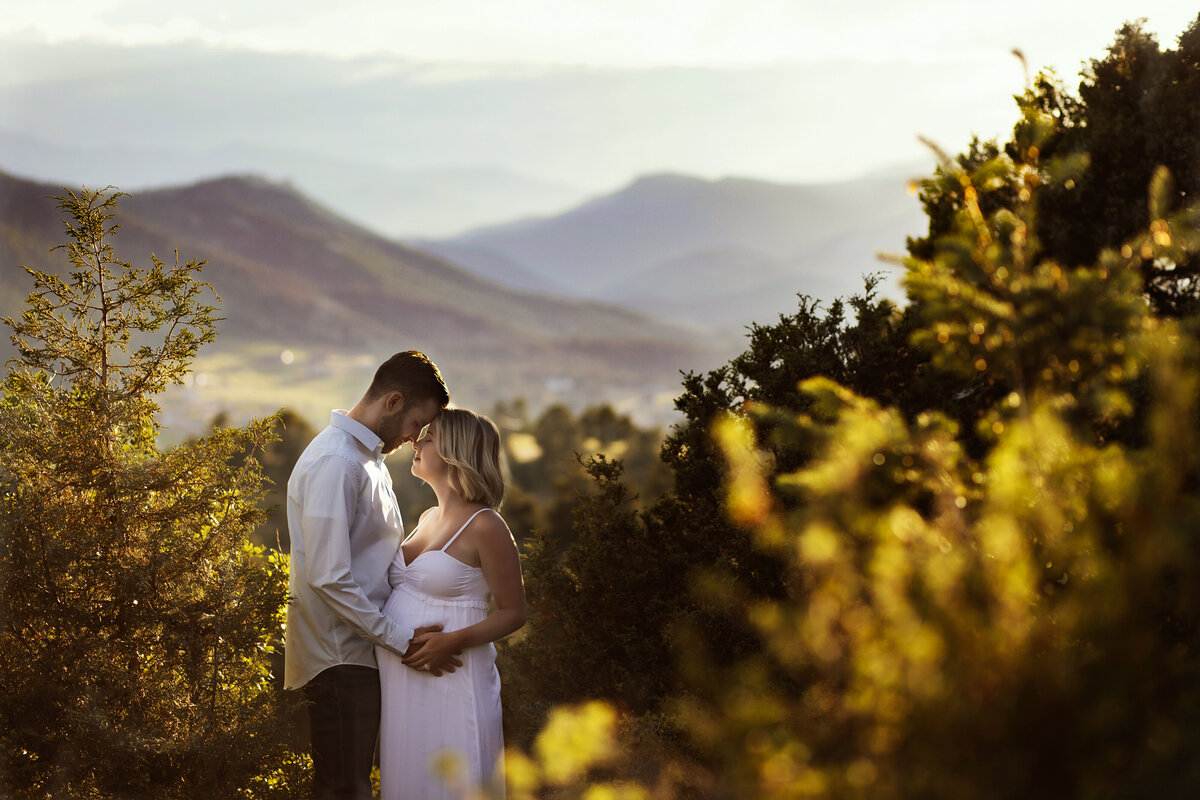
[0,188,302,799]
[683,100,1200,798]
[507,16,1200,795]
[507,84,1200,800]
[911,14,1200,317]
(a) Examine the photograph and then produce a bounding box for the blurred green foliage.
[683,135,1200,794]
[502,13,1200,798]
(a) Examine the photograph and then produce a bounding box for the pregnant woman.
[377,408,526,799]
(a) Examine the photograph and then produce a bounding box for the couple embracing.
[283,351,526,799]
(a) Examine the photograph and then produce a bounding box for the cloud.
[0,38,1026,189]
[5,3,1193,190]
[7,0,1192,69]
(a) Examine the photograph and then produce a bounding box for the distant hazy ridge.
[421,168,928,329]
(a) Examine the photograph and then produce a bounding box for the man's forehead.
[412,400,443,424]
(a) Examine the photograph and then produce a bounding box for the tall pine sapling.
[0,188,301,800]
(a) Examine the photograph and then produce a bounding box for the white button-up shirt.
[284,411,415,690]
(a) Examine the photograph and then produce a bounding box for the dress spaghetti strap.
[441,508,492,552]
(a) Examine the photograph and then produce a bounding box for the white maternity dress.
[378,508,504,799]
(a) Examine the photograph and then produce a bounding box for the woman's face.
[410,419,446,480]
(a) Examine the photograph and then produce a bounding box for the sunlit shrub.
[685,107,1200,798]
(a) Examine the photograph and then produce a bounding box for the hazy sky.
[2,1,1196,190]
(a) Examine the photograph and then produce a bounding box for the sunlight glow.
[3,0,1194,70]
[506,432,544,464]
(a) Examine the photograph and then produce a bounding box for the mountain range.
[418,168,927,330]
[0,154,932,434]
[0,169,723,435]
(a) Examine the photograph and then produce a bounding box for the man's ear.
[383,391,407,413]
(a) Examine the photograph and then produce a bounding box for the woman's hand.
[403,628,464,675]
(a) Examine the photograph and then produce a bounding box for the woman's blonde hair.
[434,408,506,509]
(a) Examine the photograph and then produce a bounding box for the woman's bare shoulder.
[470,508,514,542]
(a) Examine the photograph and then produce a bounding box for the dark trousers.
[304,664,381,800]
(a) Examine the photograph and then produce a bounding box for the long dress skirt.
[378,552,504,799]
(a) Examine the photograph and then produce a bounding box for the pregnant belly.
[382,588,449,632]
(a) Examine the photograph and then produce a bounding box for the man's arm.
[298,456,414,654]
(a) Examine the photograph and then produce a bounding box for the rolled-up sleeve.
[299,457,414,654]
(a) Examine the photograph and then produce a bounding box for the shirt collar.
[330,410,385,460]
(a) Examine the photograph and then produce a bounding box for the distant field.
[157,340,691,445]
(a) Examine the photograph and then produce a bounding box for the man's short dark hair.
[366,351,449,408]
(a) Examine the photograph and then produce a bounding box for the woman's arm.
[402,512,526,669]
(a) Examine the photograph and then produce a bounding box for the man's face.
[378,397,441,455]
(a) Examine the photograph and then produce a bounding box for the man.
[284,350,456,800]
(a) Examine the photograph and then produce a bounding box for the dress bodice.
[387,508,492,607]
